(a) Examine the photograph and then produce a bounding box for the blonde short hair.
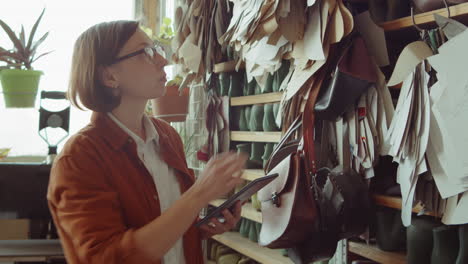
[68,20,139,112]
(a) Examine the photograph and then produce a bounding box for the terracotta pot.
[151,85,189,122]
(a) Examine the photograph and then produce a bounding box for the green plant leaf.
[0,19,25,56]
[26,8,45,52]
[31,50,53,64]
[0,51,23,61]
[20,25,26,47]
[163,17,172,26]
[29,31,49,58]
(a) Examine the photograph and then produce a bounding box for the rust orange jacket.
[47,112,204,264]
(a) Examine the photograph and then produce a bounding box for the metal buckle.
[271,192,280,207]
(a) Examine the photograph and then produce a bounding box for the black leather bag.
[413,0,468,13]
[314,34,377,121]
[368,0,410,24]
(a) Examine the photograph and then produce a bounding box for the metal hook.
[411,0,452,32]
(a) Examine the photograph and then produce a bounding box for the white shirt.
[108,113,186,264]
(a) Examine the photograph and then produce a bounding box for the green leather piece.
[219,72,231,96]
[263,103,279,132]
[376,208,406,251]
[254,81,262,95]
[237,256,251,264]
[219,253,242,264]
[248,220,258,242]
[272,71,280,93]
[251,192,262,211]
[239,107,249,131]
[457,224,468,264]
[262,143,275,168]
[236,143,258,169]
[216,245,234,262]
[230,106,242,131]
[244,106,252,131]
[227,46,235,61]
[247,77,257,96]
[243,72,256,96]
[256,222,262,238]
[250,142,265,164]
[210,242,220,260]
[272,102,280,116]
[263,73,274,93]
[229,71,244,97]
[431,225,459,264]
[243,72,249,96]
[407,216,442,264]
[278,59,290,81]
[249,104,264,131]
[240,218,250,238]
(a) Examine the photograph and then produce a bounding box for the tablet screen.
[196,173,279,227]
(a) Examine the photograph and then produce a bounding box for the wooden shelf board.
[373,194,439,217]
[379,3,468,31]
[209,199,262,223]
[242,169,265,181]
[230,92,283,106]
[212,232,293,264]
[349,241,406,264]
[213,60,244,73]
[231,131,282,143]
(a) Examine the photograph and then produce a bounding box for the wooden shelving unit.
[230,131,282,143]
[348,241,407,264]
[379,2,468,31]
[209,199,262,223]
[373,194,439,217]
[241,169,265,181]
[213,60,245,73]
[230,92,283,106]
[212,232,293,264]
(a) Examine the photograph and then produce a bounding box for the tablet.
[196,173,279,227]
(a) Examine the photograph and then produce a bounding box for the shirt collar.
[107,112,159,145]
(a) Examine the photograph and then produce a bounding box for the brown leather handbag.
[258,74,324,249]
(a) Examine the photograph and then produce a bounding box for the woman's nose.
[155,53,168,67]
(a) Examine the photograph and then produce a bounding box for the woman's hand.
[194,151,248,204]
[199,201,242,238]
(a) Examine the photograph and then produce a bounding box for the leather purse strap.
[301,69,328,175]
[264,115,302,172]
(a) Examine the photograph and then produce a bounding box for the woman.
[47,20,247,264]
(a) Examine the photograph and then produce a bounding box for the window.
[0,0,134,157]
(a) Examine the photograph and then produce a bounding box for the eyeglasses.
[111,45,166,65]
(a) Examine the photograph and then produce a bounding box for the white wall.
[0,0,134,157]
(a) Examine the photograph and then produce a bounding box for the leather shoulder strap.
[301,68,327,174]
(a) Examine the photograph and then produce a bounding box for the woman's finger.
[211,218,229,233]
[233,201,242,221]
[221,209,236,226]
[199,224,216,238]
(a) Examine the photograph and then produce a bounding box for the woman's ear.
[98,65,119,89]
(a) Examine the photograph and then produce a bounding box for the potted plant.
[0,8,51,108]
[140,17,174,63]
[155,17,174,61]
[151,74,190,122]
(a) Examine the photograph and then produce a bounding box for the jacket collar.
[91,112,130,150]
[90,112,192,185]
